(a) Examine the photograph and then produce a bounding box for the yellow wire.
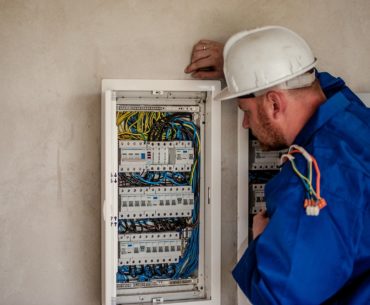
[117,111,168,141]
[182,123,201,153]
[290,159,318,198]
[189,159,198,184]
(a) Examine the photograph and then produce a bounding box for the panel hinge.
[110,172,117,183]
[111,216,117,227]
[208,187,211,204]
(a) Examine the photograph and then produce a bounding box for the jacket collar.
[294,91,350,146]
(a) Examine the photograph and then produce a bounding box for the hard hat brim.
[214,87,239,101]
[215,61,316,101]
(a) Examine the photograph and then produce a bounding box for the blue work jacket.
[233,72,370,305]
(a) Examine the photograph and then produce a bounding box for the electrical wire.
[281,145,327,216]
[117,111,201,280]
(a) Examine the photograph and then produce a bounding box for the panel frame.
[102,79,221,305]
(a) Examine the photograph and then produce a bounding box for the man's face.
[238,96,287,151]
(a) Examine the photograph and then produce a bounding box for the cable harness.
[116,111,201,282]
[281,145,327,216]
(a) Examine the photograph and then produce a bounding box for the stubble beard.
[254,104,288,151]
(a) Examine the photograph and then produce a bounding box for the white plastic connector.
[306,205,320,216]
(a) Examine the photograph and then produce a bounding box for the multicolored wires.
[116,111,201,280]
[281,145,327,216]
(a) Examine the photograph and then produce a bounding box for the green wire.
[290,158,318,199]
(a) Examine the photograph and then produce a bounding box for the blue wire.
[132,174,165,185]
[122,114,202,280]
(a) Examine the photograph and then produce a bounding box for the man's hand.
[184,39,224,80]
[253,209,269,240]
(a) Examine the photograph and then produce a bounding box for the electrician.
[185,26,370,304]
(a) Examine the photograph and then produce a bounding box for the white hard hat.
[216,26,317,101]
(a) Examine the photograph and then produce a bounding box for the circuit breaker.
[101,80,221,305]
[247,135,286,240]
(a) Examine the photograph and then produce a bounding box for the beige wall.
[0,1,369,305]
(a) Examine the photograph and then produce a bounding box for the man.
[185,26,370,304]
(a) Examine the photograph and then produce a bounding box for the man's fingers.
[184,57,216,73]
[193,39,213,49]
[190,50,211,64]
[253,209,268,222]
[184,40,224,79]
[193,42,213,53]
[192,44,221,61]
[191,70,221,80]
[252,209,270,240]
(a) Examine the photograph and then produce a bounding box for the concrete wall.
[0,1,369,305]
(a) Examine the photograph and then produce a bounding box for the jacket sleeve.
[233,151,364,305]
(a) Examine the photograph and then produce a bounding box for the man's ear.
[264,90,287,120]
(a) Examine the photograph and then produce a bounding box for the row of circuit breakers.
[116,103,202,294]
[118,136,284,270]
[249,138,286,216]
[118,139,195,268]
[119,140,194,220]
[117,124,284,280]
[119,140,194,173]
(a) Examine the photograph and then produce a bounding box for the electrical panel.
[249,184,265,215]
[248,135,286,237]
[102,80,221,305]
[249,140,282,170]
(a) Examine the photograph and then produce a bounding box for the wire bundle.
[117,111,201,281]
[117,111,165,140]
[118,218,191,234]
[119,172,188,187]
[117,263,178,283]
[281,145,327,216]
